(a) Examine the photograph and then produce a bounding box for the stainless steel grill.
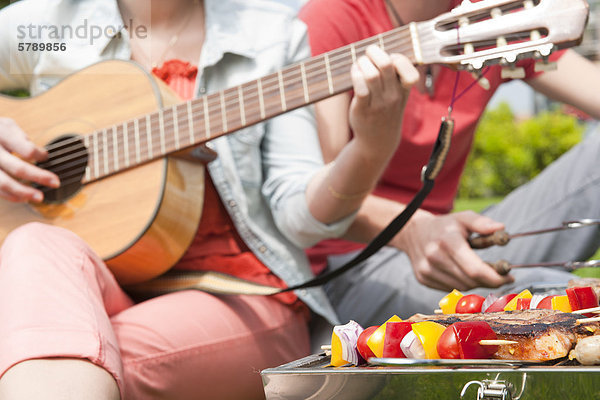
[262,352,600,399]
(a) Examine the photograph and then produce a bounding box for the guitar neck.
[81,25,416,184]
[80,0,590,184]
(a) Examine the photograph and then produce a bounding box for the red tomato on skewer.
[437,321,498,359]
[357,326,379,361]
[455,294,486,313]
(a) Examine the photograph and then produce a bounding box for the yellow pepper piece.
[330,331,346,367]
[504,289,533,311]
[552,295,573,313]
[367,315,402,358]
[411,321,446,359]
[438,289,464,314]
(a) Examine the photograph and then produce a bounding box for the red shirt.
[299,0,563,272]
[153,60,299,306]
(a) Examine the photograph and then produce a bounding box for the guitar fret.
[111,126,119,171]
[203,96,211,139]
[277,70,287,112]
[134,119,141,163]
[237,85,246,126]
[378,33,385,50]
[257,78,266,119]
[409,22,423,64]
[122,122,130,168]
[351,43,357,64]
[158,109,166,154]
[102,128,109,175]
[220,91,228,132]
[92,132,99,178]
[324,54,334,95]
[172,105,180,150]
[102,129,108,175]
[187,101,194,145]
[300,63,309,104]
[146,115,153,159]
[83,135,91,182]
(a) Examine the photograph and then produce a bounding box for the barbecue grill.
[261,352,600,399]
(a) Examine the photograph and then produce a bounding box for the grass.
[454,197,600,278]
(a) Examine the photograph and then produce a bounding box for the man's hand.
[0,117,59,202]
[394,210,515,291]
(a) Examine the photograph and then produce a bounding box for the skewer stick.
[572,306,600,315]
[434,309,443,314]
[321,344,332,350]
[577,316,600,324]
[479,339,518,346]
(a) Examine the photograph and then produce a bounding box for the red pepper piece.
[382,321,414,358]
[566,287,598,317]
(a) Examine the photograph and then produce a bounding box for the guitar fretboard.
[80,25,417,183]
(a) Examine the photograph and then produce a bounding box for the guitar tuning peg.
[534,60,557,73]
[501,66,526,79]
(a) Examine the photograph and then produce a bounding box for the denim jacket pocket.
[228,124,265,187]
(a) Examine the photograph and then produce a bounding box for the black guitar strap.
[124,118,454,298]
[281,117,454,293]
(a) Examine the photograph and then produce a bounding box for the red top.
[153,60,299,306]
[299,0,564,272]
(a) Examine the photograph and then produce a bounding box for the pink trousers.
[0,223,310,399]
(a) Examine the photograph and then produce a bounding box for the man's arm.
[527,49,600,119]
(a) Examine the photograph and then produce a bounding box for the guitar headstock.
[416,0,590,71]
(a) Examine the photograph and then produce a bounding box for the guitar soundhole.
[33,135,88,204]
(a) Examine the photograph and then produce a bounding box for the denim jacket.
[0,0,355,324]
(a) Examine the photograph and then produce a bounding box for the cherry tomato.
[455,294,486,314]
[437,325,460,359]
[536,295,556,309]
[436,321,498,359]
[382,321,413,358]
[484,293,517,312]
[357,326,379,361]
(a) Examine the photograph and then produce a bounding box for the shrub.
[457,102,584,198]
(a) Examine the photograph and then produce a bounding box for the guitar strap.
[125,118,454,299]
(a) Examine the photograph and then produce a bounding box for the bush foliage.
[457,102,584,198]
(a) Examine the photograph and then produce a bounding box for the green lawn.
[454,197,600,278]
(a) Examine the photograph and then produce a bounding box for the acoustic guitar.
[0,0,589,284]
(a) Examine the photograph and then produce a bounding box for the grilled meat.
[408,309,600,361]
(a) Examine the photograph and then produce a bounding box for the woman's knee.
[3,222,86,254]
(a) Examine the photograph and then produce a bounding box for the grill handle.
[460,380,514,400]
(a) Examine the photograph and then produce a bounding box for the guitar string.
[41,2,537,156]
[40,24,485,162]
[39,22,439,155]
[39,31,418,163]
[39,30,521,189]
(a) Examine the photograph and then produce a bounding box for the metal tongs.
[468,219,600,275]
[469,219,600,249]
[487,259,600,275]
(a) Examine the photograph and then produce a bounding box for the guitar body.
[0,60,205,284]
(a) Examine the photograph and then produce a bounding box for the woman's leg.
[0,223,133,399]
[113,291,310,400]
